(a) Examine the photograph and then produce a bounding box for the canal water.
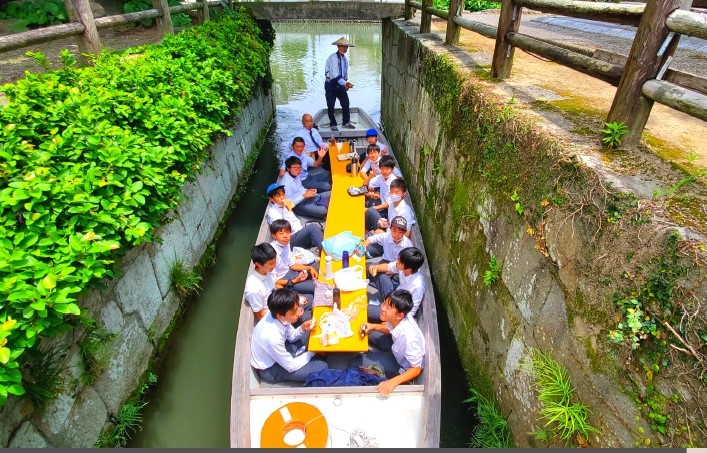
[130,21,475,448]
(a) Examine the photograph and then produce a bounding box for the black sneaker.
[342,122,355,129]
[330,125,338,131]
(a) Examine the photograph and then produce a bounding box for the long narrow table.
[307,141,369,353]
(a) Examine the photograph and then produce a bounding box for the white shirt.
[361,155,402,178]
[368,173,397,205]
[368,231,413,263]
[387,316,425,373]
[265,202,303,234]
[251,314,314,372]
[243,269,275,315]
[325,51,348,87]
[388,199,416,232]
[386,262,426,317]
[281,172,306,206]
[271,240,295,281]
[279,150,315,180]
[293,126,326,153]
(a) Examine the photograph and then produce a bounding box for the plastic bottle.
[332,287,341,310]
[355,241,366,258]
[325,255,333,279]
[342,251,349,269]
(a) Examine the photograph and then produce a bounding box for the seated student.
[367,246,426,321]
[278,136,331,192]
[364,155,398,232]
[271,219,318,295]
[352,289,425,395]
[282,156,330,221]
[294,113,332,172]
[385,179,416,239]
[251,288,328,383]
[244,243,312,322]
[363,215,413,261]
[358,144,402,187]
[265,182,323,251]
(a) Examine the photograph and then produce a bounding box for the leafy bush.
[0,0,68,32]
[483,257,501,285]
[0,10,272,407]
[123,0,193,27]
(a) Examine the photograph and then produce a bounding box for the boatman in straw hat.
[324,37,355,131]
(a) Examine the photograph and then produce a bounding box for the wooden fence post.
[63,0,101,56]
[420,0,432,33]
[405,0,412,20]
[606,0,686,146]
[202,0,210,22]
[152,0,174,36]
[445,0,463,45]
[491,0,522,79]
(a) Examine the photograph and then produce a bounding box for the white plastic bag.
[333,266,369,292]
[317,306,354,346]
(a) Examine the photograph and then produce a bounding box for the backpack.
[304,367,385,387]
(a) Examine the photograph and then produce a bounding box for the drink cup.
[368,265,378,277]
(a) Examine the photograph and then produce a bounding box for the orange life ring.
[260,402,328,448]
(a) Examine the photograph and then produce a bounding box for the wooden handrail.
[0,0,219,55]
[0,22,84,53]
[666,9,707,40]
[511,0,645,25]
[642,79,707,122]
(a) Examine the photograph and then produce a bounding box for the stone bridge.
[232,1,405,21]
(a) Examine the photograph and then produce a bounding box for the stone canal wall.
[0,88,275,448]
[381,19,706,447]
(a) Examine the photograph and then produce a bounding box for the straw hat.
[332,37,355,47]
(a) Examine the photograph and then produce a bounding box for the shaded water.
[130,21,473,447]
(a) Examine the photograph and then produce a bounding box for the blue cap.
[266,183,285,196]
[365,128,378,138]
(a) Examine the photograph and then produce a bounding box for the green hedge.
[0,9,272,406]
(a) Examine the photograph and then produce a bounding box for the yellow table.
[308,141,369,353]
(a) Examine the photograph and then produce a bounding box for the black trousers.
[325,89,350,126]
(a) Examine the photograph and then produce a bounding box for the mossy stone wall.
[381,19,706,447]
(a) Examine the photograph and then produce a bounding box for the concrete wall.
[0,88,275,448]
[381,19,706,447]
[235,1,404,21]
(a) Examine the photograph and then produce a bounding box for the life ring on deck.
[260,402,328,448]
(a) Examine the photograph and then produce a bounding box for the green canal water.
[129,21,475,448]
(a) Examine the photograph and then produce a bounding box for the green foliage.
[510,189,524,215]
[22,342,68,410]
[653,169,707,199]
[0,10,271,407]
[601,121,629,149]
[170,260,202,298]
[463,387,511,447]
[95,372,157,447]
[483,257,501,285]
[0,0,68,32]
[608,298,658,350]
[433,0,498,12]
[524,349,600,445]
[79,323,116,385]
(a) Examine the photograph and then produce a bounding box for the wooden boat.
[229,107,441,448]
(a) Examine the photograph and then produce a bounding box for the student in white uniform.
[265,182,323,251]
[292,113,333,172]
[367,246,426,321]
[386,179,416,239]
[251,288,328,383]
[281,156,330,220]
[363,215,413,262]
[278,136,331,192]
[352,289,425,395]
[364,155,399,232]
[270,219,318,297]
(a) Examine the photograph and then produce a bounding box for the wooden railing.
[0,0,222,56]
[406,0,707,145]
